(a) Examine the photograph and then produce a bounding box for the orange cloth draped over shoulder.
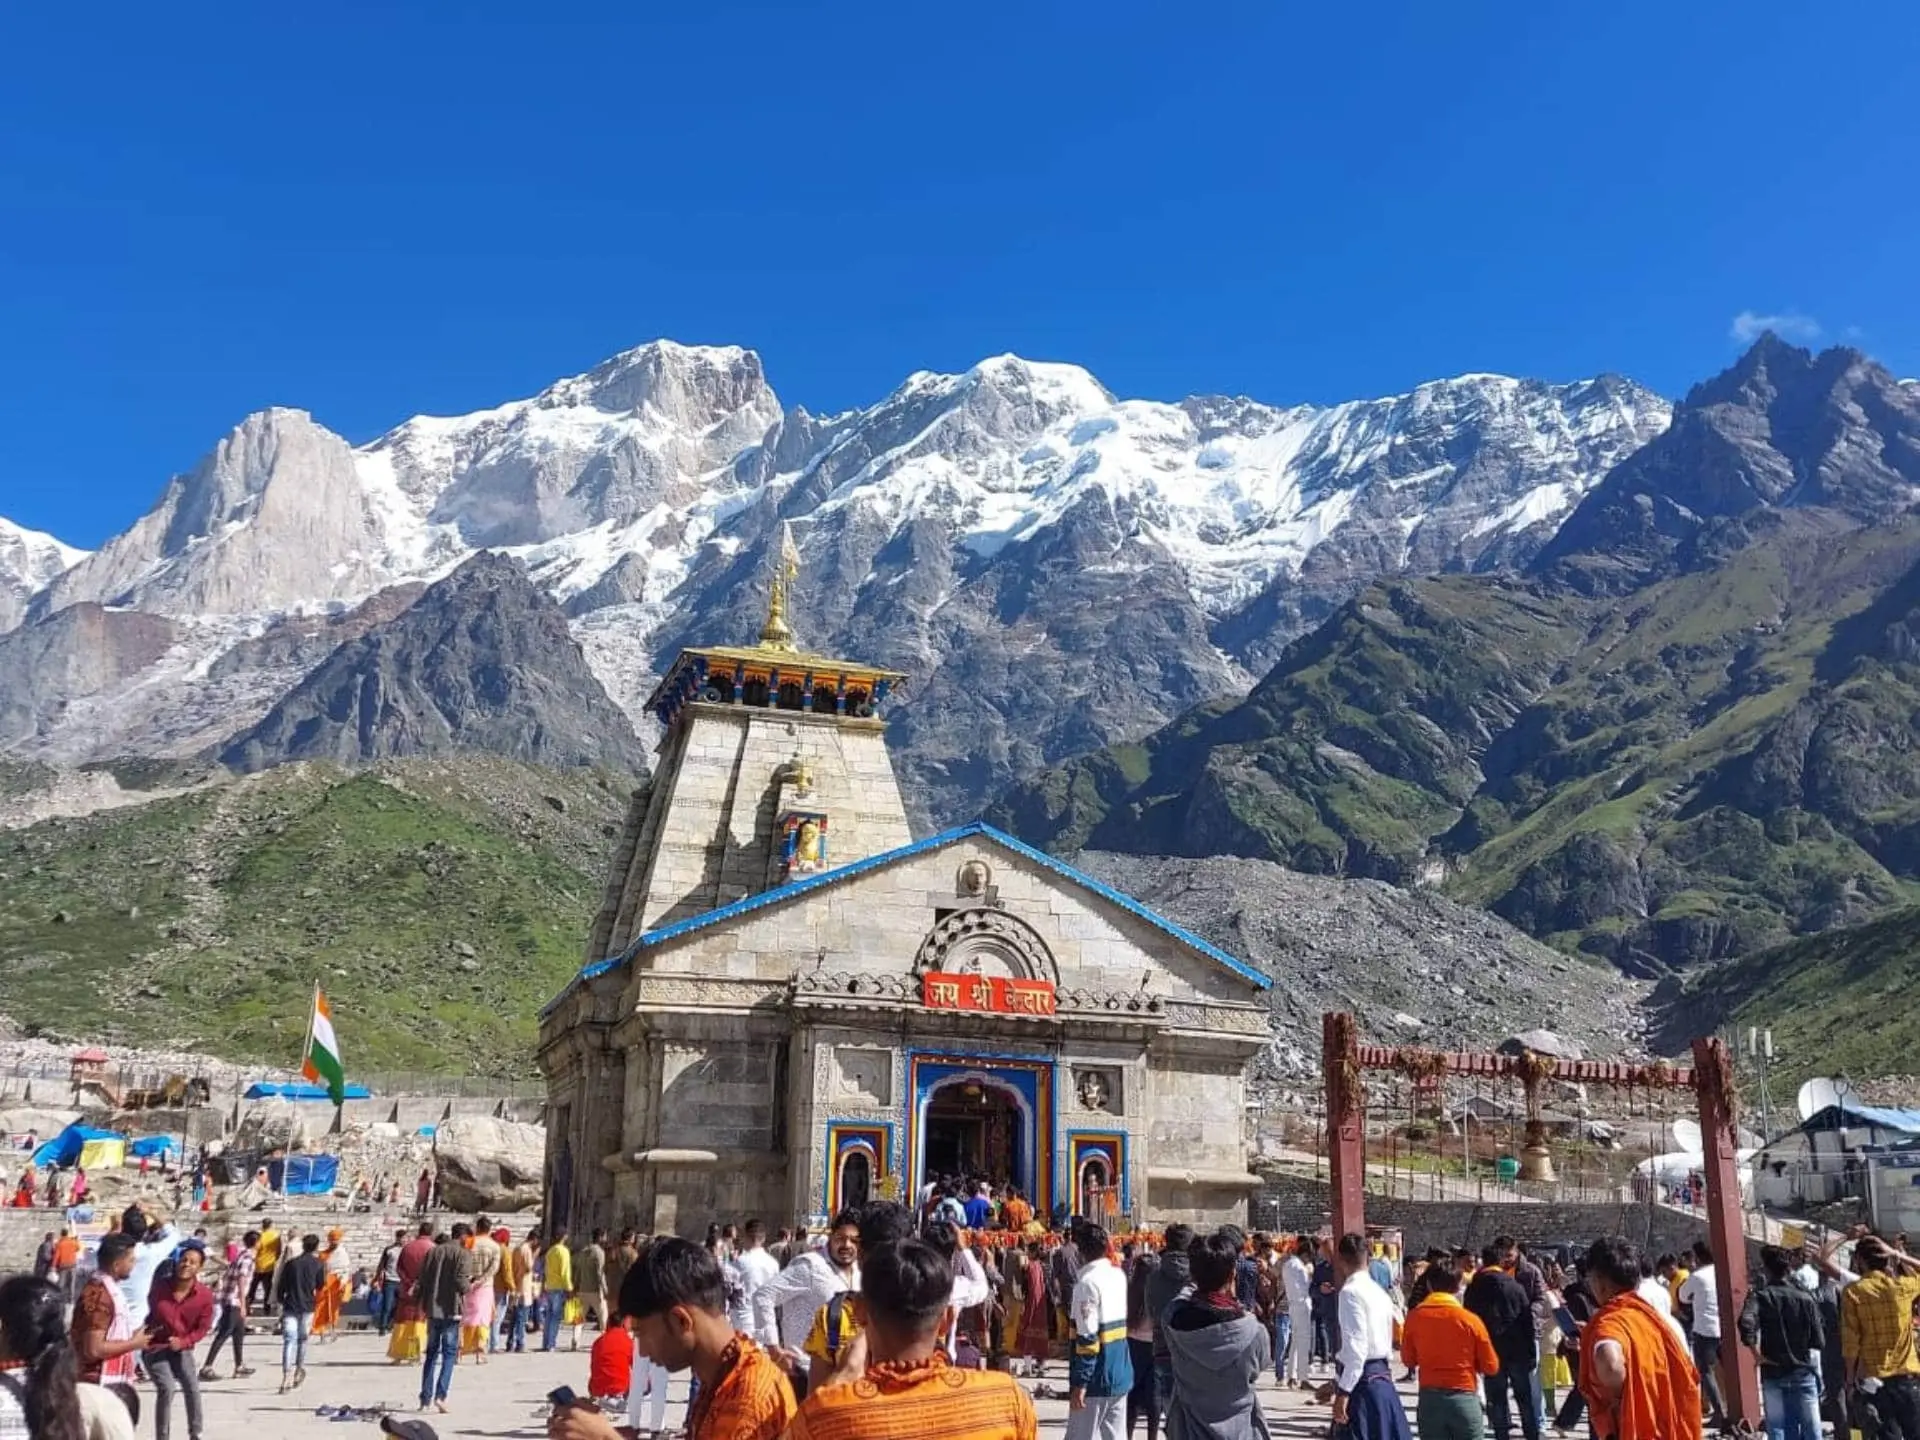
[1578,1291,1704,1440]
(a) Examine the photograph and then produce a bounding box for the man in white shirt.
[1634,1260,1692,1346]
[1331,1232,1409,1440]
[751,1208,859,1386]
[1281,1235,1315,1387]
[122,1213,179,1334]
[727,1219,782,1344]
[1676,1240,1727,1429]
[1067,1223,1132,1440]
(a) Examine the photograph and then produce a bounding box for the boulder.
[1497,1029,1583,1061]
[233,1100,314,1153]
[433,1116,545,1213]
[0,1106,81,1140]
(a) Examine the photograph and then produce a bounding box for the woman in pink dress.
[459,1233,492,1362]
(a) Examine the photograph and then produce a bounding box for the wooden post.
[1693,1035,1759,1430]
[1323,1012,1365,1240]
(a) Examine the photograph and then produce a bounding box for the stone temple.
[538,551,1270,1236]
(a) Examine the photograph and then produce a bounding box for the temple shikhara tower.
[538,525,1271,1236]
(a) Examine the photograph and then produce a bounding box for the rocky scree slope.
[995,339,1920,975]
[1071,851,1647,1080]
[0,342,1667,826]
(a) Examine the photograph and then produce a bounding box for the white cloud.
[1730,310,1821,344]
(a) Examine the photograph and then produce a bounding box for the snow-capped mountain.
[0,340,1671,825]
[0,519,87,633]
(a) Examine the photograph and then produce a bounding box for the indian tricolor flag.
[301,988,346,1104]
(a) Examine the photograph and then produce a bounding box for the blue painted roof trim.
[539,822,1270,1017]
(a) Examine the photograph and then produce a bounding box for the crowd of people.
[526,1211,1920,1440]
[3,1194,1919,1440]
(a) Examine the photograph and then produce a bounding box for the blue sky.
[2,0,1915,547]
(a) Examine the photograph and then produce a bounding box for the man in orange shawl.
[1578,1236,1704,1440]
[311,1228,351,1336]
[547,1235,793,1440]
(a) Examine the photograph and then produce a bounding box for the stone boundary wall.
[1253,1173,1711,1259]
[1,1076,544,1143]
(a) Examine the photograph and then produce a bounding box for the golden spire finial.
[759,520,801,651]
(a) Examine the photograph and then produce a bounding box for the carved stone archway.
[911,907,1060,985]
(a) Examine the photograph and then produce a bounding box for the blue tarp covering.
[31,1124,124,1168]
[126,1135,179,1158]
[243,1081,371,1101]
[1809,1102,1920,1135]
[268,1154,340,1196]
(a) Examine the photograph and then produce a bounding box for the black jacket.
[1147,1250,1193,1369]
[1738,1280,1825,1379]
[1466,1268,1536,1367]
[275,1253,326,1316]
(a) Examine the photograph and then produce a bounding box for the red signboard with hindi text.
[921,971,1057,1016]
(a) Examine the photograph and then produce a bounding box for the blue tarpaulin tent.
[243,1081,371,1101]
[126,1135,179,1159]
[31,1124,126,1169]
[269,1154,340,1196]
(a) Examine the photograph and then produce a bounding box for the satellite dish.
[1671,1118,1703,1154]
[1796,1076,1843,1122]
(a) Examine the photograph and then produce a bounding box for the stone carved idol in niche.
[1075,1067,1116,1113]
[957,859,992,898]
[782,811,829,879]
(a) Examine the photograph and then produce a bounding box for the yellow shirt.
[804,1298,859,1365]
[1667,1268,1690,1307]
[1841,1271,1920,1379]
[256,1230,282,1270]
[543,1243,574,1293]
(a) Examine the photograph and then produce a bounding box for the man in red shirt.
[588,1319,634,1408]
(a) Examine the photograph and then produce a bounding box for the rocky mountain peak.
[1535,339,1920,593]
[535,340,779,429]
[219,550,649,775]
[35,407,389,618]
[0,518,87,634]
[3,337,1678,824]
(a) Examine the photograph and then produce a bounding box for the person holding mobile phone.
[549,1238,793,1440]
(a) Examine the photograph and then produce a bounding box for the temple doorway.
[922,1078,1026,1191]
[837,1147,874,1209]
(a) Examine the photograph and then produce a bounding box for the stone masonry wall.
[630,707,911,935]
[643,837,1268,1008]
[1251,1174,1710,1259]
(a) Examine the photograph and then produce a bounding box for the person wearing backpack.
[802,1202,916,1391]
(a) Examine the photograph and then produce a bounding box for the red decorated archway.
[1322,1012,1757,1429]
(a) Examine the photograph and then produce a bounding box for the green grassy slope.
[1662,905,1920,1083]
[992,512,1920,971]
[0,757,635,1075]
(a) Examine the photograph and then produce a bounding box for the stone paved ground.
[179,1331,1401,1439]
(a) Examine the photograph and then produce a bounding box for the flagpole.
[299,984,317,1082]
